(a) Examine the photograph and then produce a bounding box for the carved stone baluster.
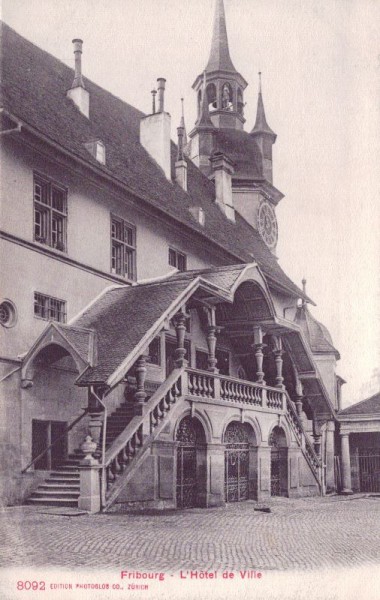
[134,355,148,405]
[253,327,266,385]
[173,310,189,367]
[271,336,285,389]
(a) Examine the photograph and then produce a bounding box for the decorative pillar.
[78,435,101,513]
[340,432,353,494]
[173,311,188,367]
[325,420,336,493]
[295,377,304,417]
[312,422,322,458]
[134,355,148,404]
[87,388,104,455]
[253,327,265,385]
[204,306,219,373]
[272,336,284,389]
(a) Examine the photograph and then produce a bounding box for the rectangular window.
[195,349,209,371]
[111,216,136,279]
[147,337,161,366]
[168,247,187,272]
[33,174,67,251]
[34,292,66,323]
[216,349,230,376]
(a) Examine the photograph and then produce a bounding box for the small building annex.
[0,1,348,512]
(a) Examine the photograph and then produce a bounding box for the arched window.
[237,88,244,116]
[206,83,217,111]
[221,82,233,111]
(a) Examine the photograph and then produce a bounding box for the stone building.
[0,1,344,511]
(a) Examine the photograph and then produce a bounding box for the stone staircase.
[26,399,137,507]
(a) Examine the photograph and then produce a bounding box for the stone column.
[78,436,101,513]
[206,325,219,373]
[312,421,322,459]
[256,445,271,502]
[271,336,284,389]
[325,420,336,493]
[253,327,265,385]
[340,432,353,494]
[87,388,104,457]
[173,311,188,367]
[206,443,226,507]
[134,355,147,404]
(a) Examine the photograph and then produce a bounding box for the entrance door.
[32,419,67,470]
[359,449,380,492]
[269,427,288,497]
[176,416,204,508]
[224,422,249,502]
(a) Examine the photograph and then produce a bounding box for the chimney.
[209,151,235,221]
[67,39,89,118]
[140,78,171,180]
[175,122,187,191]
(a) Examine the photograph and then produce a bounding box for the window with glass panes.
[111,216,136,279]
[34,175,67,251]
[34,292,66,323]
[168,247,187,272]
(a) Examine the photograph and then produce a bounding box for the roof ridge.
[0,20,145,119]
[339,391,380,414]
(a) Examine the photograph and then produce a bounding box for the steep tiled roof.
[56,324,94,365]
[74,280,192,384]
[214,128,263,180]
[294,303,340,359]
[0,22,308,302]
[339,392,380,416]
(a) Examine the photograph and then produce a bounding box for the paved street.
[1,494,380,573]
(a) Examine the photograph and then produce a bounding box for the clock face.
[257,201,278,248]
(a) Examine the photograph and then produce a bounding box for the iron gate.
[269,427,288,497]
[224,422,249,502]
[359,449,380,493]
[176,416,202,509]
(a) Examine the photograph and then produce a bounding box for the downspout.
[90,385,108,509]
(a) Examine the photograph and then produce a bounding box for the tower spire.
[180,97,188,145]
[251,72,276,137]
[206,0,237,73]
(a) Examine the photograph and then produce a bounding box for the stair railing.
[102,367,185,501]
[21,407,89,473]
[284,392,322,485]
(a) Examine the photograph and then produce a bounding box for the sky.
[2,0,380,406]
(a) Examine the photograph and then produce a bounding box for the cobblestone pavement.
[1,495,380,572]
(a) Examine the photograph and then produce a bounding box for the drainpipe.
[90,385,108,509]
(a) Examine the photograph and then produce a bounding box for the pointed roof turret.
[180,97,188,145]
[195,72,215,129]
[294,280,340,359]
[251,73,276,139]
[206,0,237,74]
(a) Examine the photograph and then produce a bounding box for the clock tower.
[186,0,284,254]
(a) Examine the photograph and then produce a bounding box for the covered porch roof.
[20,263,335,417]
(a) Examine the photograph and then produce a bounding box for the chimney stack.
[209,151,235,221]
[67,38,89,118]
[140,78,171,181]
[157,78,166,113]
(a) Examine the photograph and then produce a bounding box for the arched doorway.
[176,416,206,509]
[224,422,256,502]
[269,426,288,497]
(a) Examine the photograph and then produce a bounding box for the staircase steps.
[25,401,137,507]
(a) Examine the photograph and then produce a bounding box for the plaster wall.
[1,138,230,359]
